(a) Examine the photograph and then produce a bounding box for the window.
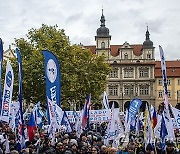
[124,68,134,78]
[109,69,118,78]
[109,86,118,96]
[139,68,149,78]
[101,42,105,49]
[147,54,151,59]
[124,85,134,96]
[139,85,149,95]
[158,91,163,98]
[124,53,128,59]
[178,79,180,85]
[167,79,171,85]
[177,90,180,97]
[158,80,162,86]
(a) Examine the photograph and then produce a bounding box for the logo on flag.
[47,59,57,83]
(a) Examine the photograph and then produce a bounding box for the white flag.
[103,91,110,109]
[0,61,14,123]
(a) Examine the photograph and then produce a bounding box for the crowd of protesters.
[0,118,180,154]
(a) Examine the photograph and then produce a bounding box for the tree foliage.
[10,24,111,109]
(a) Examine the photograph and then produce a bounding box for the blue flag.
[160,114,168,145]
[42,50,61,106]
[0,38,3,115]
[61,111,72,133]
[128,98,142,123]
[16,48,25,151]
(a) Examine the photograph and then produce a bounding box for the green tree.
[11,24,111,109]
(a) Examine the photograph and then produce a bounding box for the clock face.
[47,59,57,83]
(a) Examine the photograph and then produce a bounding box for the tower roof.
[96,9,110,38]
[143,26,153,48]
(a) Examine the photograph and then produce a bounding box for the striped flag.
[27,112,36,141]
[82,94,91,129]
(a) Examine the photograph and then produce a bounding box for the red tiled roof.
[155,61,180,77]
[84,44,143,57]
[85,46,96,54]
[132,44,143,56]
[110,45,121,56]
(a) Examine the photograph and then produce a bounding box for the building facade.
[155,61,180,109]
[86,10,156,111]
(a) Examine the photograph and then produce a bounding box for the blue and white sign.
[128,98,142,122]
[42,50,61,106]
[0,61,14,123]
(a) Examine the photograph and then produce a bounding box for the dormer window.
[101,42,105,49]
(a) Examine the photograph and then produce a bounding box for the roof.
[155,61,180,77]
[84,44,143,57]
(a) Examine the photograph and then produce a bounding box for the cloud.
[0,0,180,60]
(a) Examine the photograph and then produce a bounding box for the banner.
[16,48,25,151]
[42,50,61,106]
[65,108,120,123]
[0,61,14,123]
[0,38,3,115]
[159,46,175,140]
[159,45,168,107]
[128,98,142,123]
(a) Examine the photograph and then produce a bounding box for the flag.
[27,112,36,142]
[75,110,83,138]
[0,61,14,123]
[47,97,63,129]
[160,113,168,149]
[32,102,44,128]
[144,103,154,149]
[159,45,168,107]
[151,105,157,128]
[171,106,180,131]
[154,115,162,138]
[0,38,3,115]
[128,98,142,127]
[104,103,116,146]
[16,48,25,151]
[159,46,175,140]
[82,94,91,129]
[61,111,72,133]
[103,91,110,109]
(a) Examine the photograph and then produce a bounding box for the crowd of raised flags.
[0,38,180,153]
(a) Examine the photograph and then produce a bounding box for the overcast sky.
[0,0,180,60]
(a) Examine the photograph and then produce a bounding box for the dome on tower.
[96,9,110,37]
[143,26,153,48]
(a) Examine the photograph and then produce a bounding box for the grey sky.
[0,0,180,60]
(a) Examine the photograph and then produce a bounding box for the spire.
[100,8,105,27]
[143,26,153,48]
[145,26,150,40]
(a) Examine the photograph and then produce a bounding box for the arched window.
[101,42,105,49]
